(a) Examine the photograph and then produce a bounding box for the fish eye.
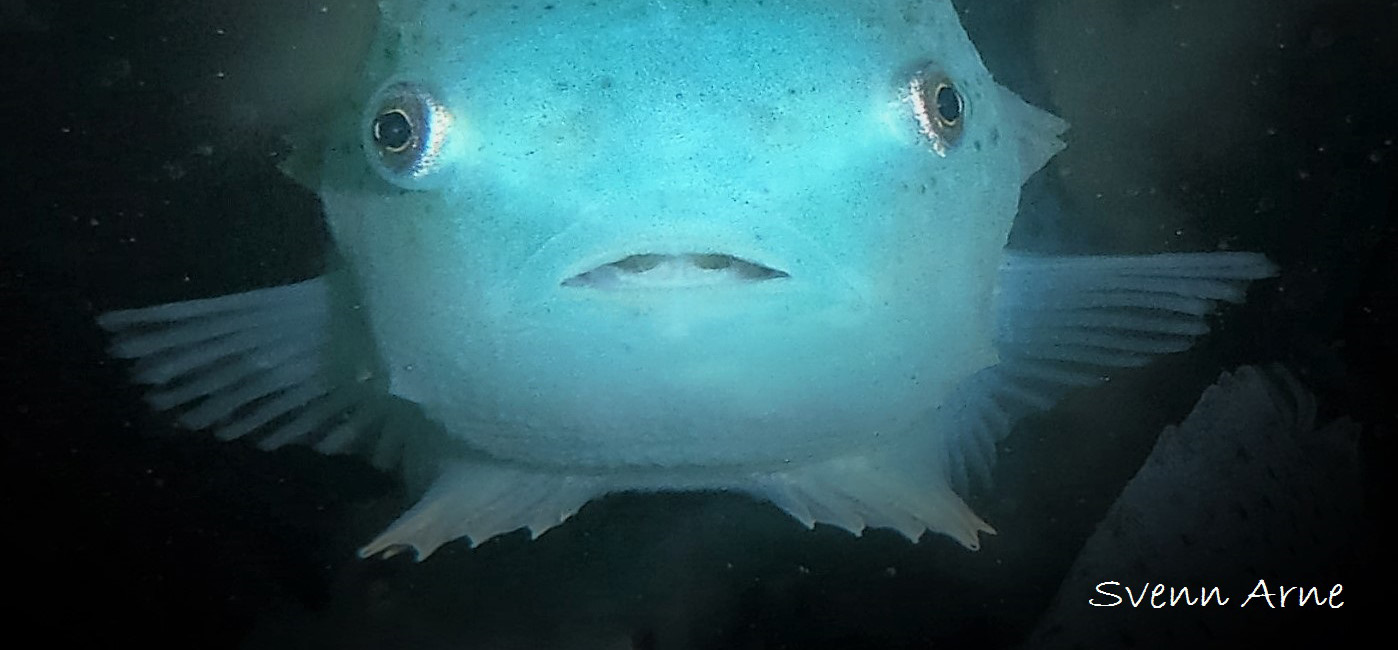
[373,109,414,153]
[934,83,963,125]
[906,68,966,156]
[363,82,453,188]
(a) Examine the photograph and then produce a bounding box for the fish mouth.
[561,253,790,290]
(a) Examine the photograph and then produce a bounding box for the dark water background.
[2,0,1394,647]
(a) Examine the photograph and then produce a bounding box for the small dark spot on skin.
[989,128,1000,145]
[973,139,982,151]
[597,76,614,90]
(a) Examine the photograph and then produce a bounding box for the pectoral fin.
[939,251,1278,492]
[97,272,404,469]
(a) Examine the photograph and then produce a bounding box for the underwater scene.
[2,0,1393,648]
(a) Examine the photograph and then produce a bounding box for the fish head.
[318,0,1036,470]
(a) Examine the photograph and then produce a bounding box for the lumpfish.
[99,0,1276,560]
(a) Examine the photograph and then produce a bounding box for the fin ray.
[131,325,297,385]
[750,451,995,550]
[177,352,320,429]
[215,379,330,442]
[359,459,604,560]
[97,279,324,327]
[938,251,1277,492]
[256,388,360,451]
[99,274,398,466]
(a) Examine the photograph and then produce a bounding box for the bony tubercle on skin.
[1089,580,1345,609]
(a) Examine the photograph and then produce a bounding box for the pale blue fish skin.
[98,0,1276,560]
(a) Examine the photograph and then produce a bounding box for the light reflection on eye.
[364,82,453,187]
[906,69,966,156]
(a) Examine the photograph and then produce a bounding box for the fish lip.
[511,219,862,306]
[560,252,790,290]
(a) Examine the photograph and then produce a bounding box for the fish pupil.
[935,84,962,124]
[373,109,414,153]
